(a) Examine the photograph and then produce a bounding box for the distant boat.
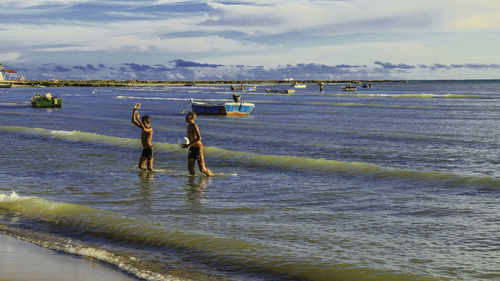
[361,83,372,88]
[230,85,257,91]
[188,95,254,116]
[265,88,295,94]
[341,84,357,92]
[31,93,63,108]
[0,82,12,88]
[184,81,196,86]
[291,82,306,88]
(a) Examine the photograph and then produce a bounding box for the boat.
[230,85,257,91]
[291,82,306,88]
[0,82,12,88]
[264,88,295,94]
[188,95,254,116]
[184,81,196,86]
[361,83,372,88]
[31,93,63,108]
[341,84,357,92]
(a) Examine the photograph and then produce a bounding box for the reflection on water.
[137,171,156,211]
[184,176,210,208]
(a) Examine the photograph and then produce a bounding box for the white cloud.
[0,52,21,62]
[2,0,500,79]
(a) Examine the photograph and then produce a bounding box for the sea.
[0,80,499,281]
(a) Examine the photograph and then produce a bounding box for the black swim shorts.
[141,146,154,160]
[188,147,200,160]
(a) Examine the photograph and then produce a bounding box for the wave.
[205,146,500,188]
[319,93,482,98]
[1,125,499,189]
[116,95,192,101]
[0,192,437,281]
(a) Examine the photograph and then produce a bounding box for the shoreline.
[7,79,407,88]
[0,233,138,281]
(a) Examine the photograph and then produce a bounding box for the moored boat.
[291,82,306,88]
[341,84,357,91]
[31,93,63,108]
[264,88,295,94]
[230,85,257,91]
[188,95,254,116]
[0,82,12,88]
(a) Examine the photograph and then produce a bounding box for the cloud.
[0,52,21,61]
[11,59,500,81]
[73,64,105,72]
[3,0,500,80]
[450,63,500,69]
[172,59,221,68]
[373,61,416,69]
[38,63,72,72]
[430,64,451,70]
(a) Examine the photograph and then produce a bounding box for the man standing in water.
[183,112,214,176]
[131,104,155,171]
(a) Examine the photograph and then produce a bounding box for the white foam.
[51,130,76,135]
[0,191,29,202]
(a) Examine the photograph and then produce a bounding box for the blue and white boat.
[188,95,255,116]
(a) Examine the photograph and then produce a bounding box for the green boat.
[0,82,12,88]
[31,93,63,108]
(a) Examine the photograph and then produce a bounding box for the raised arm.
[131,104,144,128]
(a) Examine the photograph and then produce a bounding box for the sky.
[1,0,500,81]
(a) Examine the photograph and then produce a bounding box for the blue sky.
[1,0,500,80]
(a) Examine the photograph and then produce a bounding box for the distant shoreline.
[8,79,407,87]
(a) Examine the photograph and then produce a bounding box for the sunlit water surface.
[0,81,499,281]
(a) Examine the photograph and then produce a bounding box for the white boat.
[291,82,307,88]
[187,95,255,116]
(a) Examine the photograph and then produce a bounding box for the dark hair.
[186,112,196,120]
[141,115,151,123]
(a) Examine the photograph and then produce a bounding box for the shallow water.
[0,81,499,280]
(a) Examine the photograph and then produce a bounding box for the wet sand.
[0,234,137,281]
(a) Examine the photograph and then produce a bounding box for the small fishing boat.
[264,88,295,94]
[341,84,357,92]
[291,82,306,88]
[361,83,372,88]
[31,93,63,108]
[230,85,257,91]
[188,95,255,116]
[0,82,12,88]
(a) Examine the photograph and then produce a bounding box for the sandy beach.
[0,234,137,281]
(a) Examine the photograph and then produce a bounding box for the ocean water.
[0,81,499,281]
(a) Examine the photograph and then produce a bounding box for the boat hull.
[265,89,295,94]
[191,102,254,116]
[230,85,257,91]
[31,99,63,108]
[342,85,357,91]
[291,83,306,88]
[0,83,12,88]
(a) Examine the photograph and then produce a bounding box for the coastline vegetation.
[10,79,407,87]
